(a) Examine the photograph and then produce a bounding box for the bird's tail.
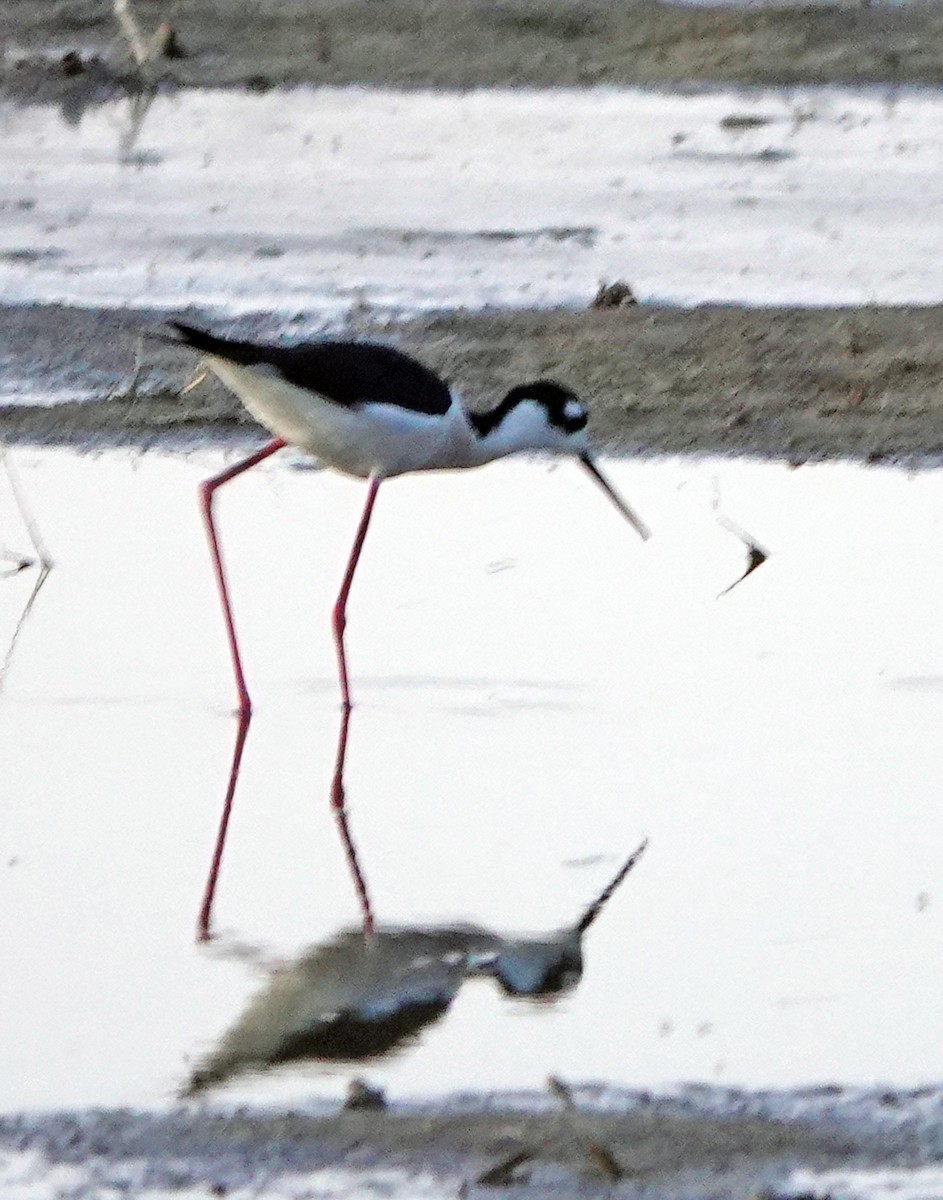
[148,321,262,366]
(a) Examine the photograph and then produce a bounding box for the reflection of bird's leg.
[332,476,382,710]
[199,438,286,717]
[330,699,352,811]
[330,703,375,938]
[197,707,252,942]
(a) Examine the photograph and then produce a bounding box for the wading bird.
[164,321,652,715]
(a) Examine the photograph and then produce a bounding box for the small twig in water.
[0,552,32,579]
[4,455,51,571]
[711,484,769,597]
[714,511,769,597]
[0,567,51,692]
[0,456,53,693]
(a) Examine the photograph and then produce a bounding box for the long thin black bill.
[579,454,650,542]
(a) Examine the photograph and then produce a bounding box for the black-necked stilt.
[164,321,649,715]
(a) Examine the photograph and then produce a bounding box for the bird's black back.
[168,321,453,416]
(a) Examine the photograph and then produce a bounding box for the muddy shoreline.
[4,301,943,465]
[2,1085,939,1200]
[6,0,943,102]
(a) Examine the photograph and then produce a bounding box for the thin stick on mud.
[471,1078,626,1187]
[547,1075,625,1182]
[473,1147,543,1188]
[180,367,209,396]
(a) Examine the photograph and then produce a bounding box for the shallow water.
[1,448,942,1111]
[1,85,942,325]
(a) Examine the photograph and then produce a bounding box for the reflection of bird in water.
[186,928,472,1093]
[182,841,647,1096]
[160,321,651,715]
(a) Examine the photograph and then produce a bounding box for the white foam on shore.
[785,1166,943,1200]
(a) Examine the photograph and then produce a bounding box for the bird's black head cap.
[471,379,587,438]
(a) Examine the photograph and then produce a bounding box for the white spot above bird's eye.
[564,399,583,421]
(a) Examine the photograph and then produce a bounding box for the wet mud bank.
[6,0,943,102]
[4,301,943,464]
[2,1086,942,1199]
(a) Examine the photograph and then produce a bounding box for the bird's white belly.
[207,358,471,478]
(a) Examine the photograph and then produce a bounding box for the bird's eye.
[557,398,587,432]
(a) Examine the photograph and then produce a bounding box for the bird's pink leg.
[199,438,286,716]
[332,476,381,710]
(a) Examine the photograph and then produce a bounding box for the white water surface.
[788,1167,943,1200]
[1,449,942,1111]
[1,85,941,320]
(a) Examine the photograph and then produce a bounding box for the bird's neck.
[463,401,555,465]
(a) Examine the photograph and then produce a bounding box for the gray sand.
[6,0,943,97]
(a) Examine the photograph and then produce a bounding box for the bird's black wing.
[167,322,453,416]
